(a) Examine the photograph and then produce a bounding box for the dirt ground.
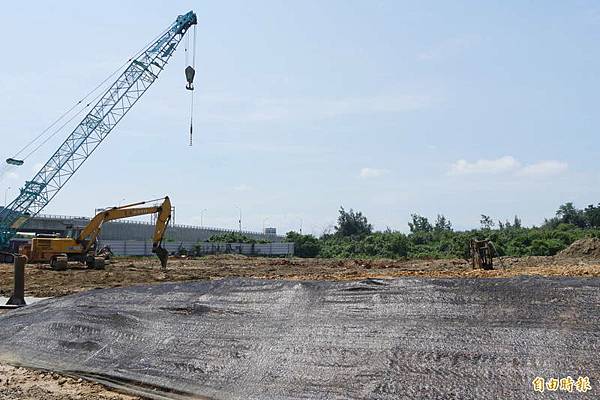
[0,254,599,298]
[0,253,599,399]
[0,364,139,400]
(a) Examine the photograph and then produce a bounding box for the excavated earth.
[0,255,599,399]
[1,254,600,298]
[559,237,600,259]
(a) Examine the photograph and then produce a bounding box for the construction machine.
[19,197,172,270]
[0,11,197,253]
[469,239,496,270]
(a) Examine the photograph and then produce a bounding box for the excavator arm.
[77,197,172,268]
[152,197,172,269]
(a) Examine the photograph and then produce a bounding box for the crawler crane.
[0,11,197,263]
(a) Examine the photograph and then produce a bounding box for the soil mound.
[559,238,600,259]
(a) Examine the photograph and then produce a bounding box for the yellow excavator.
[19,197,172,270]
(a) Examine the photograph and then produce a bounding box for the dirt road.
[1,254,599,298]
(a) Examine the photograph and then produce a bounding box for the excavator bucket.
[153,246,169,270]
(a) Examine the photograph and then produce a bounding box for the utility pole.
[262,217,269,233]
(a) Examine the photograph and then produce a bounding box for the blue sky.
[1,1,600,235]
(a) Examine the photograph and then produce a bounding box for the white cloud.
[517,161,568,177]
[233,184,252,192]
[359,167,390,179]
[448,156,520,175]
[448,157,568,178]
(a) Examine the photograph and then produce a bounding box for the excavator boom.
[21,197,172,270]
[78,197,172,268]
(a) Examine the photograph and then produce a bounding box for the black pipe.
[7,255,27,306]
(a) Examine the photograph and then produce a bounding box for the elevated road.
[0,207,281,243]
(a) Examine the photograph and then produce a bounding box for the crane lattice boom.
[0,11,197,248]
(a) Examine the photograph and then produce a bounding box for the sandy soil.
[0,364,139,400]
[0,254,599,298]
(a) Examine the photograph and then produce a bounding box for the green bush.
[286,225,600,259]
[285,232,321,257]
[207,232,268,244]
[529,239,565,256]
[282,202,600,259]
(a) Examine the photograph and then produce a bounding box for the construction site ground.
[0,254,599,399]
[1,253,600,299]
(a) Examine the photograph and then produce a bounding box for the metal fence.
[97,240,294,257]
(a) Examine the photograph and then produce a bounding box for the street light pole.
[4,187,11,208]
[262,217,269,232]
[235,205,242,233]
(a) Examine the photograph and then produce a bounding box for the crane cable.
[1,22,185,187]
[187,25,197,146]
[191,26,197,147]
[5,25,172,164]
[0,25,173,183]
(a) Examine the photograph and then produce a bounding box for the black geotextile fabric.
[0,277,599,400]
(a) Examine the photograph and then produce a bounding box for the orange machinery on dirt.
[19,197,172,270]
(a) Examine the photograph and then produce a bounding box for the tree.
[434,214,452,232]
[408,214,433,233]
[359,231,409,258]
[513,215,522,229]
[208,232,267,244]
[285,231,321,257]
[334,207,373,238]
[480,215,495,230]
[556,202,586,228]
[584,204,600,228]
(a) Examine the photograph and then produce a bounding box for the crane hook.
[185,66,195,91]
